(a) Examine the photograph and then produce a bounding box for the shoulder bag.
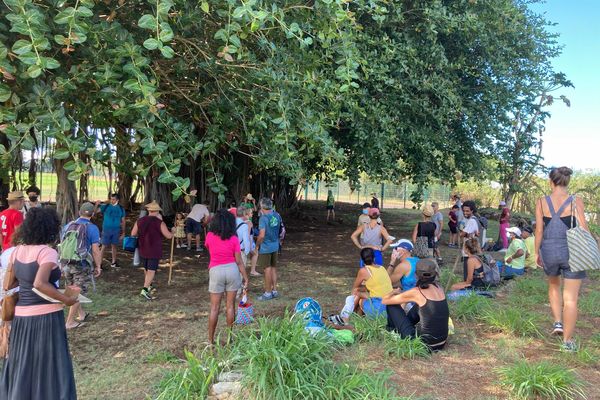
[566,198,600,272]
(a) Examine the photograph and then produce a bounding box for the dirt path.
[70,202,600,399]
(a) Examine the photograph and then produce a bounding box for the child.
[326,190,335,222]
[174,212,186,248]
[448,205,459,247]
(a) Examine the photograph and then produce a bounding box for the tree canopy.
[0,0,568,220]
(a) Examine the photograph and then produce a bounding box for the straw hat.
[422,205,434,217]
[7,191,24,201]
[145,201,162,212]
[245,193,254,201]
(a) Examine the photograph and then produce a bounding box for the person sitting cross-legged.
[451,238,486,290]
[502,227,527,277]
[383,259,450,351]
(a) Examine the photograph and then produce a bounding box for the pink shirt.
[205,232,240,268]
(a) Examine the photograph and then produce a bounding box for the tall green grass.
[483,307,542,337]
[449,293,493,321]
[497,360,586,400]
[579,291,600,317]
[383,331,430,359]
[511,276,548,306]
[155,350,220,400]
[349,314,387,342]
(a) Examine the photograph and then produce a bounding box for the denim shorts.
[102,227,121,245]
[184,218,203,235]
[542,260,586,280]
[361,297,387,318]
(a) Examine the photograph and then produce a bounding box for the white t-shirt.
[187,204,209,223]
[0,247,18,300]
[461,217,479,256]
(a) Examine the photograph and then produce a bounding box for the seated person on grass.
[521,225,539,270]
[502,227,527,276]
[383,259,450,351]
[329,248,393,325]
[387,239,418,291]
[451,238,486,290]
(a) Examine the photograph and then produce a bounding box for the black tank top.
[13,246,62,306]
[415,287,449,345]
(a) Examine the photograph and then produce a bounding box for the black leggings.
[386,304,419,338]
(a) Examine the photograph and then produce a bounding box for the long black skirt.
[0,310,76,400]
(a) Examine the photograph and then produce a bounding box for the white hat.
[506,227,521,238]
[390,239,414,251]
[499,201,507,206]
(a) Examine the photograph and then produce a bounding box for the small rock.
[217,371,244,383]
[211,381,242,396]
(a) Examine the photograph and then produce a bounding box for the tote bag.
[566,201,600,272]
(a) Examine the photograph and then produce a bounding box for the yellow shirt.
[365,265,393,298]
[524,236,538,269]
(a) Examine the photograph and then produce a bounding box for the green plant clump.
[349,314,388,342]
[497,360,586,400]
[383,331,431,360]
[450,293,493,322]
[155,350,220,400]
[483,307,542,337]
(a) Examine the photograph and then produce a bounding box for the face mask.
[362,209,369,215]
[29,196,38,202]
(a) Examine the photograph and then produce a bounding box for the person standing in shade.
[326,190,335,223]
[0,191,25,251]
[351,208,393,267]
[205,209,249,344]
[0,208,79,399]
[131,201,174,300]
[447,205,459,248]
[459,201,480,281]
[22,186,42,213]
[535,167,589,352]
[370,192,379,209]
[498,200,510,250]
[412,206,437,259]
[95,193,126,269]
[62,202,102,329]
[185,200,210,252]
[256,198,282,301]
[357,203,371,227]
[452,194,464,224]
[431,202,443,262]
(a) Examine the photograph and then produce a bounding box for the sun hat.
[7,191,24,201]
[245,193,254,201]
[499,201,507,206]
[79,202,95,217]
[390,239,414,252]
[368,207,380,217]
[416,259,439,279]
[145,201,162,212]
[506,227,521,238]
[370,192,377,197]
[422,205,434,217]
[362,202,371,208]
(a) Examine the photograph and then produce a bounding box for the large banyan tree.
[0,0,567,222]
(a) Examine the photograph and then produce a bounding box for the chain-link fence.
[300,180,452,209]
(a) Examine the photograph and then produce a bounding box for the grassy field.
[68,203,599,399]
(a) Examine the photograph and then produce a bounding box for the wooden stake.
[168,235,175,285]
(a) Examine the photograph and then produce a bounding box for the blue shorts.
[361,297,387,318]
[359,250,383,268]
[185,218,203,235]
[102,227,121,245]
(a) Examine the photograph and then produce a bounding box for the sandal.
[77,313,90,322]
[66,322,86,330]
[250,271,262,276]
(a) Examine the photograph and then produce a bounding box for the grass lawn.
[69,202,600,399]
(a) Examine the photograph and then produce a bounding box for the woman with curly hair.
[0,207,79,399]
[205,209,249,344]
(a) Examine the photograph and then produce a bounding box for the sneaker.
[149,284,157,293]
[196,247,203,252]
[561,340,577,353]
[176,244,181,249]
[140,288,155,300]
[552,322,564,336]
[111,262,119,269]
[328,314,346,326]
[257,293,274,301]
[272,290,280,298]
[186,245,192,251]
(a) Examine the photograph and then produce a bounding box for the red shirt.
[0,208,24,250]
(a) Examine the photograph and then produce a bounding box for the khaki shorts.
[208,263,242,293]
[258,252,278,268]
[63,263,93,295]
[241,252,248,267]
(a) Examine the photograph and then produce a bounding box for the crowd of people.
[0,166,594,398]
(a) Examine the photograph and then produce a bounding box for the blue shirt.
[401,257,419,291]
[100,204,126,230]
[63,218,101,252]
[258,211,281,254]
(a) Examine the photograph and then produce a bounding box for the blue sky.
[529,1,600,171]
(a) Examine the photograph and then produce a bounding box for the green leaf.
[201,1,209,13]
[44,57,60,70]
[232,7,245,19]
[123,79,140,92]
[0,84,11,102]
[143,38,160,50]
[76,6,94,17]
[138,14,156,30]
[159,23,174,42]
[54,34,67,45]
[26,64,42,78]
[67,170,81,181]
[160,46,175,58]
[54,7,76,24]
[53,148,71,160]
[11,39,32,55]
[157,0,174,17]
[17,52,38,65]
[63,160,77,171]
[339,84,349,92]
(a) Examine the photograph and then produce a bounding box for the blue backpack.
[293,297,325,335]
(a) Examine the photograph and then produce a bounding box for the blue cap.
[390,239,413,251]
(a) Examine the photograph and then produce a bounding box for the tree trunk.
[28,149,37,187]
[54,154,78,225]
